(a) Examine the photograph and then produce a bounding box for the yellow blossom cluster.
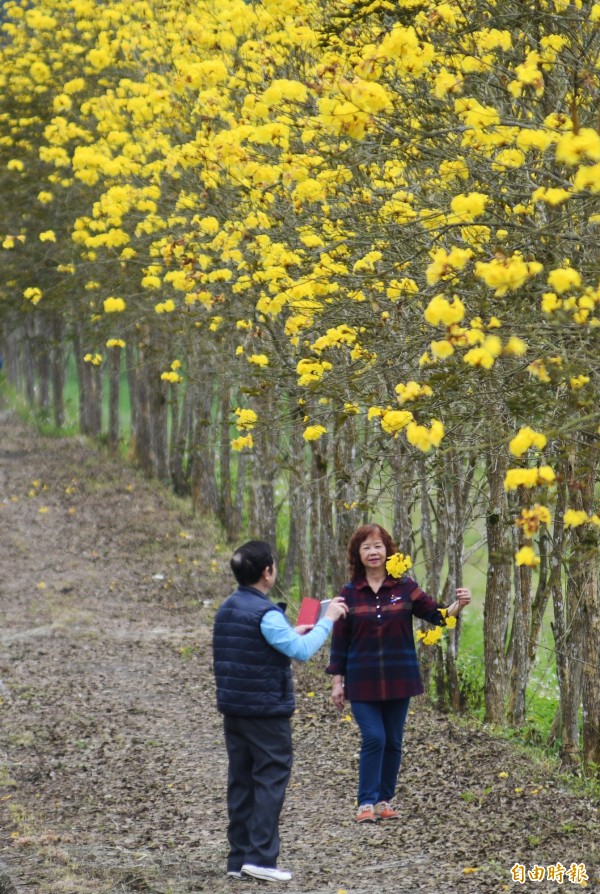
[515,546,540,567]
[234,408,258,431]
[385,553,413,577]
[474,255,543,297]
[232,435,254,451]
[563,510,600,529]
[509,427,547,458]
[303,425,327,441]
[504,467,556,491]
[1,0,600,556]
[516,505,552,537]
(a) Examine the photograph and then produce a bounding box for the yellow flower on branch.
[564,509,592,528]
[296,358,332,386]
[515,546,540,567]
[386,553,412,577]
[516,505,552,537]
[450,192,488,221]
[424,294,465,326]
[573,163,600,193]
[155,300,176,313]
[547,267,581,294]
[503,336,528,356]
[532,186,571,205]
[509,426,547,457]
[463,346,495,369]
[405,419,445,451]
[303,425,327,441]
[23,287,42,305]
[439,608,457,629]
[103,297,126,313]
[504,466,556,491]
[234,408,258,431]
[231,435,254,451]
[431,339,455,359]
[474,254,543,296]
[527,359,551,383]
[569,375,590,390]
[417,626,443,646]
[426,248,473,285]
[555,128,600,165]
[395,381,433,403]
[248,354,270,367]
[381,409,413,435]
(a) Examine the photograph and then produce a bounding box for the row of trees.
[0,0,599,769]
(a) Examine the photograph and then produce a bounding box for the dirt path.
[0,408,598,894]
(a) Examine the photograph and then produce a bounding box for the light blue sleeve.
[260,610,333,661]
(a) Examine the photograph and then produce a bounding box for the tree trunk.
[230,449,247,545]
[51,316,65,430]
[332,416,358,593]
[310,435,331,598]
[417,455,442,697]
[568,443,600,772]
[444,452,465,712]
[125,341,138,450]
[107,345,121,453]
[190,371,219,517]
[23,317,36,408]
[483,450,512,725]
[528,528,550,678]
[149,353,169,480]
[88,362,103,437]
[219,381,233,535]
[170,382,192,497]
[35,312,51,416]
[247,390,277,548]
[391,441,416,560]
[282,407,311,594]
[507,522,533,727]
[135,340,154,475]
[550,469,581,770]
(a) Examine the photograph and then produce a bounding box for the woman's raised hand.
[324,597,348,622]
[456,587,472,610]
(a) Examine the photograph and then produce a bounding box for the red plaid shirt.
[326,574,447,701]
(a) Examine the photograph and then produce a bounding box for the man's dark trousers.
[224,715,293,872]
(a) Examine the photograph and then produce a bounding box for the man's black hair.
[230,540,274,586]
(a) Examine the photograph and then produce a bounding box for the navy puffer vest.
[213,586,295,718]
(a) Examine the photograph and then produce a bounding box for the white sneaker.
[227,870,244,878]
[241,864,293,882]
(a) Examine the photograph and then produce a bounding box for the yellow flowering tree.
[1,0,600,767]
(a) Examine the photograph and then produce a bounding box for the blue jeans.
[351,698,410,805]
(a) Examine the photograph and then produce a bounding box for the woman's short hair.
[347,524,397,581]
[230,540,274,586]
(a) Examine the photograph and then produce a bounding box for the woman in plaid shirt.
[326,523,471,823]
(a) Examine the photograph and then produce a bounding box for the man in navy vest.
[213,540,347,883]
